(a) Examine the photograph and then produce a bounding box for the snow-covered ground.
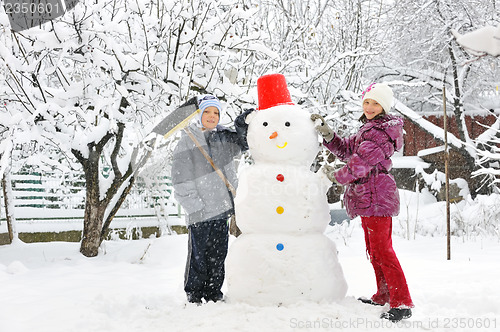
[1,191,500,332]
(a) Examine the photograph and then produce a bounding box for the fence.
[0,170,181,221]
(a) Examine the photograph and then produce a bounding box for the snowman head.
[246,74,319,166]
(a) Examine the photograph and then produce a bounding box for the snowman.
[225,74,347,306]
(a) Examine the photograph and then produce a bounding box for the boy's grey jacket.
[171,120,248,225]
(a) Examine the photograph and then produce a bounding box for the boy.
[171,95,249,304]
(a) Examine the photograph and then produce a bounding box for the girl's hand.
[311,114,334,142]
[321,163,341,185]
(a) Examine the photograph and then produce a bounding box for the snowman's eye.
[263,122,268,126]
[285,121,290,127]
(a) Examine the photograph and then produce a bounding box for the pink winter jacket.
[324,115,404,219]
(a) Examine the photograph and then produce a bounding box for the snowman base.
[225,233,348,306]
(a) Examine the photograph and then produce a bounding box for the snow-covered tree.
[473,116,500,191]
[0,124,16,243]
[368,0,500,196]
[253,0,384,107]
[2,0,497,249]
[0,0,270,256]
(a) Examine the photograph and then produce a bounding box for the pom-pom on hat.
[361,82,394,113]
[257,74,294,110]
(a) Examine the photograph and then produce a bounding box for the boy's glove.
[311,114,334,143]
[235,109,255,151]
[235,108,254,128]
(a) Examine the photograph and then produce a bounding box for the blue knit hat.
[198,95,222,126]
[199,95,221,112]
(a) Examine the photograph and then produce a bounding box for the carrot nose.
[269,131,278,139]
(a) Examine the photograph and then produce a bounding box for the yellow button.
[276,206,284,214]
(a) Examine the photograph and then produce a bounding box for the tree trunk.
[74,117,139,257]
[79,150,106,257]
[2,171,17,244]
[447,43,468,143]
[80,201,106,257]
[100,175,136,242]
[444,43,489,196]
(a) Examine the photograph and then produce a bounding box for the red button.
[276,174,284,182]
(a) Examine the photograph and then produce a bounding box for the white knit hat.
[361,83,394,113]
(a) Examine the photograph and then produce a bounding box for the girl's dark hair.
[359,110,387,123]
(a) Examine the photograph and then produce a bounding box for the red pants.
[361,216,414,308]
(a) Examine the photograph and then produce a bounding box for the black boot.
[204,292,224,303]
[187,293,203,305]
[380,308,412,322]
[358,297,384,306]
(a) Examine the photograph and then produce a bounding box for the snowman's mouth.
[277,142,288,149]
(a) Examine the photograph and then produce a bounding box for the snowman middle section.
[235,163,331,234]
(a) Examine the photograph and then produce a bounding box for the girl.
[311,83,414,322]
[171,95,250,304]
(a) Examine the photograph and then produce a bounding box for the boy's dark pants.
[184,218,229,302]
